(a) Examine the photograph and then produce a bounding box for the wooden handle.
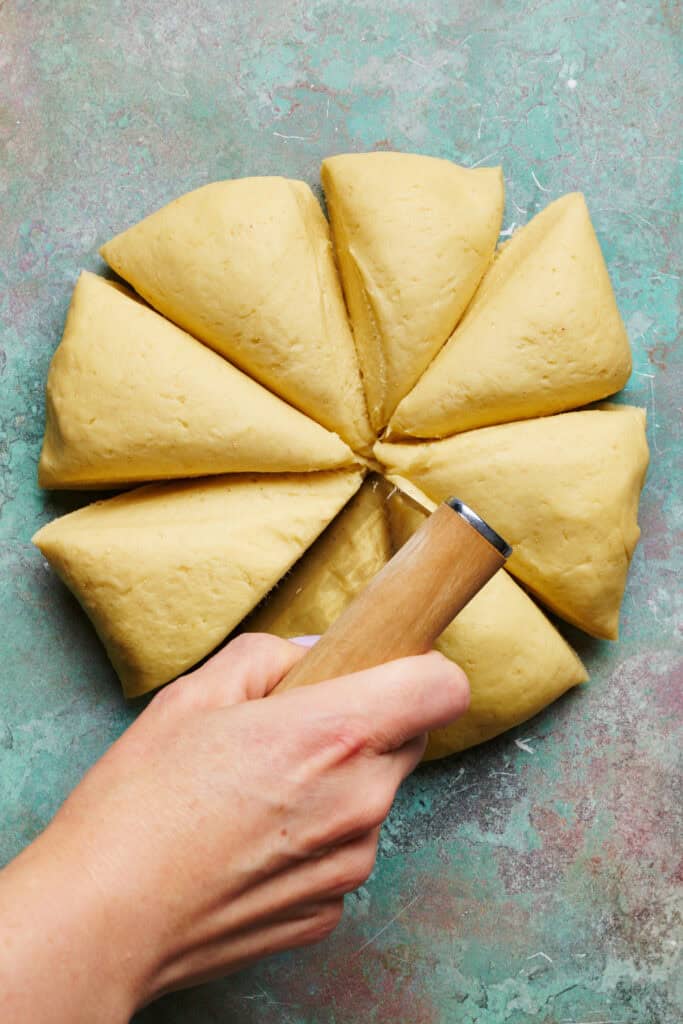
[273,502,507,694]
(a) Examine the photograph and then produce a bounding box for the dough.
[389,193,632,438]
[33,160,648,743]
[33,469,363,697]
[248,479,586,758]
[428,572,588,757]
[246,477,391,637]
[100,178,373,454]
[39,272,355,488]
[386,492,587,758]
[322,152,504,430]
[377,406,649,639]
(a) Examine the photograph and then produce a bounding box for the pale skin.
[0,633,469,1022]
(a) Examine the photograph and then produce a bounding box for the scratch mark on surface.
[531,169,551,192]
[510,195,527,216]
[527,950,554,963]
[451,783,479,797]
[353,893,420,955]
[242,984,300,1008]
[634,371,662,453]
[469,151,498,168]
[626,210,656,230]
[273,132,312,141]
[396,51,430,69]
[515,737,536,754]
[156,80,190,99]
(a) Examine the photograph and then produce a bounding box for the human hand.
[0,633,469,1021]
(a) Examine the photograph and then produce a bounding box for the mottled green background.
[1,1,681,1021]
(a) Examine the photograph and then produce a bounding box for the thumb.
[175,633,308,708]
[280,650,470,753]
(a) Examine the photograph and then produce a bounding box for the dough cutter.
[273,481,512,693]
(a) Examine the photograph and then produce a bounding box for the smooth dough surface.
[246,477,391,637]
[377,406,649,640]
[322,152,504,430]
[33,469,363,697]
[390,193,632,438]
[386,493,587,757]
[39,272,355,488]
[100,178,373,454]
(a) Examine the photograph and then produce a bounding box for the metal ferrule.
[447,498,513,558]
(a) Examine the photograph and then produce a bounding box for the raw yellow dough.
[248,480,586,758]
[377,406,649,640]
[100,178,374,454]
[33,469,363,697]
[386,492,587,758]
[428,573,588,757]
[39,272,355,488]
[34,160,648,750]
[389,193,632,438]
[322,152,504,430]
[246,477,391,637]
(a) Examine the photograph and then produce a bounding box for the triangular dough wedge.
[427,576,587,758]
[100,178,373,454]
[387,492,587,759]
[389,193,632,438]
[33,469,363,697]
[322,152,504,430]
[377,406,649,640]
[245,477,391,637]
[38,272,355,488]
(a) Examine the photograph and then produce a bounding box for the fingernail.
[289,635,320,648]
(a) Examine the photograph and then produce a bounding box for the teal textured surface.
[1,1,681,1021]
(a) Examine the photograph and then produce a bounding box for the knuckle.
[360,784,394,829]
[316,901,344,938]
[354,845,378,886]
[150,679,186,711]
[226,632,277,660]
[150,685,173,709]
[299,901,344,945]
[329,848,374,894]
[319,713,369,762]
[328,862,355,895]
[296,825,326,859]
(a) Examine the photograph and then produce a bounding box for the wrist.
[0,821,147,1022]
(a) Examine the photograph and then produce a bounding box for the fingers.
[283,650,470,754]
[205,828,381,940]
[162,633,307,710]
[222,897,343,966]
[316,828,381,896]
[153,899,344,996]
